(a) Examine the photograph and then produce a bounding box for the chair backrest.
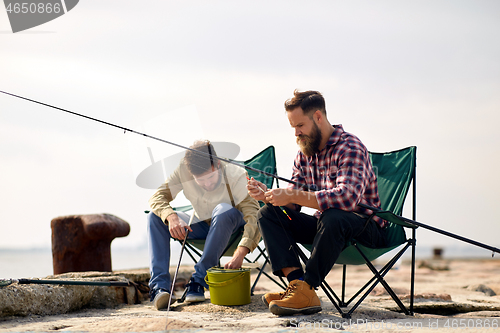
[235,146,278,190]
[333,146,416,265]
[370,146,416,216]
[368,146,417,248]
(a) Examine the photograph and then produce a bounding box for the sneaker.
[268,280,321,316]
[151,289,176,310]
[262,290,287,307]
[184,278,205,303]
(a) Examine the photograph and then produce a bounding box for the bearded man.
[247,90,387,316]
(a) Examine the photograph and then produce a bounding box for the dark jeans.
[257,204,388,288]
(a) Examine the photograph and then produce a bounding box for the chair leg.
[344,243,408,307]
[248,258,288,294]
[260,267,288,291]
[177,287,189,303]
[340,265,347,307]
[246,245,288,294]
[353,242,411,316]
[335,242,412,318]
[410,230,417,315]
[321,277,343,305]
[320,282,346,316]
[182,242,201,264]
[250,258,267,295]
[294,244,347,316]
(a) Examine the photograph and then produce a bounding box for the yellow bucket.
[204,267,251,306]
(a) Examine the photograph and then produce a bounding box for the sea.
[0,244,496,280]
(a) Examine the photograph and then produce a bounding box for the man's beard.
[297,121,322,157]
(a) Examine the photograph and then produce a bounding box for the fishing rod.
[358,203,500,256]
[2,90,499,256]
[0,90,299,188]
[0,278,130,288]
[165,213,195,328]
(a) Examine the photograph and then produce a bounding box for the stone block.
[0,272,142,317]
[51,214,130,275]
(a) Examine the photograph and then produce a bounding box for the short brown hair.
[284,90,326,117]
[183,140,217,176]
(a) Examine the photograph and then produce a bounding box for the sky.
[1,0,500,259]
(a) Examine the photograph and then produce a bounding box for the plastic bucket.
[204,267,251,305]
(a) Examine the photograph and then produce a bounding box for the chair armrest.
[144,204,193,215]
[358,203,418,229]
[173,205,193,213]
[375,211,418,229]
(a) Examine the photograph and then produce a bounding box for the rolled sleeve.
[236,194,261,252]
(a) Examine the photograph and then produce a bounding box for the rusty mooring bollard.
[51,214,130,275]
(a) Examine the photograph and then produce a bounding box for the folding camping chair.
[173,146,287,296]
[298,146,418,318]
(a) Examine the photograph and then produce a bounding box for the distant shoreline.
[1,244,498,280]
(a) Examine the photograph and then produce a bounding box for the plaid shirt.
[289,124,386,228]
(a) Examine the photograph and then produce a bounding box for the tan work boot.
[262,290,286,307]
[268,280,321,316]
[262,279,303,307]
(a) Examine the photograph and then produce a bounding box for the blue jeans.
[147,203,246,292]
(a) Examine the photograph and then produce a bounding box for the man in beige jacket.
[147,140,260,310]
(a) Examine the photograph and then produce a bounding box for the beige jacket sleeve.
[236,193,261,252]
[226,164,261,253]
[148,165,184,224]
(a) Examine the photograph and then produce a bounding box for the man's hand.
[167,213,193,240]
[264,188,292,207]
[265,188,320,210]
[224,246,250,269]
[246,177,268,202]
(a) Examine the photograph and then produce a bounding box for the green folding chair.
[299,146,418,318]
[174,146,287,295]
